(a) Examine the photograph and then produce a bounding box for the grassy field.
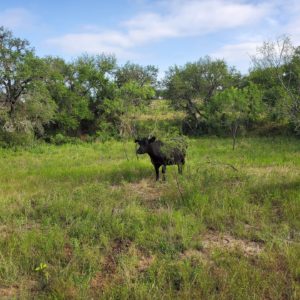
[0,136,299,299]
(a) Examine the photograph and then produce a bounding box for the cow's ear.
[149,136,156,143]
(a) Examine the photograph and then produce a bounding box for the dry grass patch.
[182,231,264,262]
[0,285,19,299]
[0,225,11,238]
[90,238,131,294]
[126,179,164,201]
[202,231,264,257]
[136,112,185,121]
[0,222,40,238]
[136,252,155,273]
[0,280,39,299]
[112,178,168,205]
[246,166,299,177]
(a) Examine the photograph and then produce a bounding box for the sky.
[1,0,300,76]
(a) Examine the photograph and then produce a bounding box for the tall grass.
[0,137,299,299]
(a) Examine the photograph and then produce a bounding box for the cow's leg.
[162,165,166,181]
[178,157,185,174]
[154,165,160,181]
[178,163,183,174]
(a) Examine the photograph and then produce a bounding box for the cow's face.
[135,137,156,154]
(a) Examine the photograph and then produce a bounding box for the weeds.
[0,137,299,298]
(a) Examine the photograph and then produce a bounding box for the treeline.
[1,26,300,146]
[0,26,160,146]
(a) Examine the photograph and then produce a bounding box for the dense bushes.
[1,27,300,146]
[163,38,300,145]
[0,27,158,146]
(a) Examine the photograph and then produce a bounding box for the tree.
[117,81,156,138]
[248,68,289,122]
[0,26,46,115]
[42,56,92,135]
[72,54,118,134]
[251,35,300,131]
[209,84,262,149]
[242,82,265,128]
[19,81,56,137]
[43,54,119,136]
[164,56,241,134]
[114,62,158,138]
[0,27,57,145]
[115,62,158,88]
[119,80,155,106]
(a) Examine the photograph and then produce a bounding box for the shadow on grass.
[39,160,154,187]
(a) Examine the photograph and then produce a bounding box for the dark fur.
[135,136,186,181]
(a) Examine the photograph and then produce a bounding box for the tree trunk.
[231,122,238,150]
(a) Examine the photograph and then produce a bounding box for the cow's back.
[149,140,185,166]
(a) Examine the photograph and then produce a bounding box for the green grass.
[0,136,299,299]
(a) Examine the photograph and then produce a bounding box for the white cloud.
[258,0,300,45]
[143,0,270,37]
[0,8,34,30]
[46,0,272,58]
[209,0,300,73]
[47,32,138,59]
[212,40,262,73]
[282,3,300,45]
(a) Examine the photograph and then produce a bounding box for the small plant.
[35,262,50,287]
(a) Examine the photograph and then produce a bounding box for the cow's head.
[134,136,156,154]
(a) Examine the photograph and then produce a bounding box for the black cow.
[135,136,186,181]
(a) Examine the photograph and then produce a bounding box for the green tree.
[0,27,56,145]
[248,68,290,122]
[116,81,156,138]
[72,54,118,134]
[209,84,262,149]
[19,81,56,137]
[115,62,158,88]
[114,62,158,138]
[0,26,46,115]
[164,56,241,134]
[43,54,118,136]
[250,36,300,131]
[42,57,92,136]
[119,80,155,106]
[243,82,265,128]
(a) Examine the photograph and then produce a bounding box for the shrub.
[50,133,83,145]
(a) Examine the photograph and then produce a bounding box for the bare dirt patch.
[112,178,167,207]
[202,231,263,256]
[90,238,131,293]
[0,285,18,299]
[0,225,11,238]
[64,243,73,261]
[126,179,164,201]
[90,272,105,291]
[182,231,264,261]
[136,254,155,273]
[0,280,39,299]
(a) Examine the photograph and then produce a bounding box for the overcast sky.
[1,0,300,76]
